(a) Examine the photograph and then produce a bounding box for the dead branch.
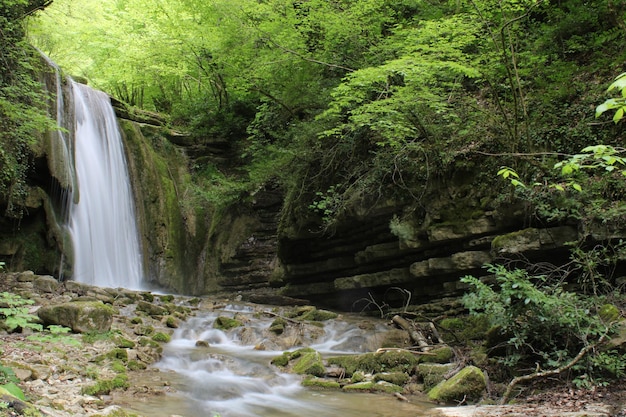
[392,315,431,351]
[375,347,436,356]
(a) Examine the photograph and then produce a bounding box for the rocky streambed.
[0,272,624,417]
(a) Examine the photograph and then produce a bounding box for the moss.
[428,366,486,403]
[213,316,243,330]
[420,346,454,364]
[269,318,286,334]
[151,332,171,343]
[299,309,338,321]
[292,351,325,377]
[114,336,136,349]
[373,372,410,386]
[343,381,375,391]
[159,295,175,303]
[165,316,179,328]
[327,351,418,376]
[417,363,455,391]
[111,361,126,373]
[130,317,143,325]
[439,315,490,343]
[301,376,341,389]
[270,353,290,367]
[82,374,129,396]
[599,303,620,323]
[127,360,147,371]
[138,337,161,349]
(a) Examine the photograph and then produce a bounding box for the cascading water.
[67,81,144,290]
[118,304,435,417]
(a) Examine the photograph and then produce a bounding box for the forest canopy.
[27,0,626,224]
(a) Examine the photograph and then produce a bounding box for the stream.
[124,303,436,417]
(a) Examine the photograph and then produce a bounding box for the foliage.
[0,0,54,217]
[0,292,42,332]
[596,72,626,123]
[461,264,616,382]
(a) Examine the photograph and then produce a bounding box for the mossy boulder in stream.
[427,365,486,403]
[327,350,418,376]
[213,316,243,330]
[271,348,326,377]
[37,301,114,333]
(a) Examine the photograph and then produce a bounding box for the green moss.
[130,317,143,325]
[270,353,290,367]
[82,374,129,396]
[439,315,490,343]
[114,336,136,349]
[599,304,620,323]
[269,318,286,335]
[428,366,486,403]
[213,316,243,330]
[127,360,147,371]
[373,372,409,386]
[327,351,418,376]
[420,346,453,364]
[151,332,171,343]
[301,376,341,389]
[159,295,175,303]
[292,351,325,377]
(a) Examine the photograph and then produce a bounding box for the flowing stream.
[124,304,435,417]
[68,81,144,289]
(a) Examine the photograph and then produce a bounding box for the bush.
[461,264,618,381]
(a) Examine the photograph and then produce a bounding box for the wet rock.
[213,316,243,330]
[428,365,486,403]
[301,376,341,389]
[37,301,114,333]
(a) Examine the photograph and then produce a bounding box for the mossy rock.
[439,315,490,343]
[343,381,375,391]
[417,363,456,391]
[151,332,171,343]
[213,316,243,330]
[37,301,114,333]
[270,352,290,367]
[269,318,286,335]
[82,374,130,396]
[420,346,454,364]
[327,350,418,376]
[113,336,136,349]
[302,376,341,390]
[136,300,168,317]
[373,372,409,386]
[599,304,620,323]
[343,381,403,394]
[299,308,338,321]
[292,351,325,377]
[427,365,486,403]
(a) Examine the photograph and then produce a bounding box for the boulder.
[37,301,114,333]
[428,365,486,403]
[33,275,59,293]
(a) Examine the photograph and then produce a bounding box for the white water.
[68,81,144,290]
[127,305,433,417]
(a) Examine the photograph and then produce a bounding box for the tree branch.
[500,332,609,404]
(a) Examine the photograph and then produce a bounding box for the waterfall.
[68,81,144,290]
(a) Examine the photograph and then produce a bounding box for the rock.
[17,271,36,282]
[37,301,114,333]
[292,350,325,377]
[136,300,169,317]
[420,346,454,363]
[213,316,243,330]
[428,365,486,403]
[417,363,456,390]
[301,376,341,389]
[33,275,59,293]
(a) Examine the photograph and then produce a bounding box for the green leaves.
[462,264,613,371]
[596,73,626,123]
[0,292,43,332]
